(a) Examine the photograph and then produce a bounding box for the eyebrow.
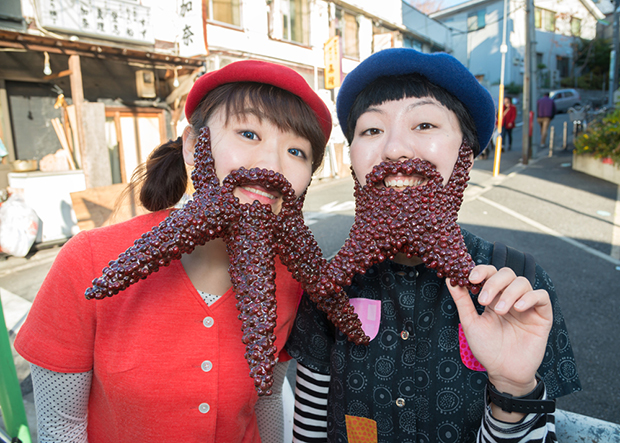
[364,98,439,115]
[405,99,438,111]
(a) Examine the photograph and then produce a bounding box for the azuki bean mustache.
[85,127,367,394]
[325,142,481,294]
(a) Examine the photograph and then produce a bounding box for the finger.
[468,264,498,284]
[477,267,521,307]
[513,289,553,321]
[446,278,480,325]
[488,275,534,315]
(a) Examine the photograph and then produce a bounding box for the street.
[1,110,619,439]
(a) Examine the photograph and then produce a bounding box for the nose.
[251,139,283,174]
[382,126,417,163]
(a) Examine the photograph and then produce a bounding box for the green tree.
[564,37,612,89]
[574,37,611,76]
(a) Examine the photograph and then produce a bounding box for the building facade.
[430,0,605,99]
[0,0,452,243]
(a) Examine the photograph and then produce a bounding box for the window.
[373,24,393,52]
[467,9,486,32]
[335,7,359,59]
[544,10,555,32]
[571,17,581,36]
[105,108,167,184]
[404,36,423,51]
[281,0,310,44]
[535,8,556,32]
[207,0,240,27]
[556,56,569,78]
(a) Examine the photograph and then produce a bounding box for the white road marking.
[320,201,355,213]
[477,196,620,266]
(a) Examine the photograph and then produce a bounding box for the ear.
[467,151,475,173]
[182,125,196,166]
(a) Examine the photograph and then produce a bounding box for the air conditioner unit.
[136,69,156,98]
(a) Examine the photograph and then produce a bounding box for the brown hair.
[128,82,327,212]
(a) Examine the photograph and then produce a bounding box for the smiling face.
[350,96,466,188]
[184,107,313,214]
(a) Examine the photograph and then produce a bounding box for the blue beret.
[336,48,496,155]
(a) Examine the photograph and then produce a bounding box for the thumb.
[446,278,479,327]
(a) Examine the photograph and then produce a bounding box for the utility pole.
[493,0,510,177]
[609,0,620,106]
[522,0,533,165]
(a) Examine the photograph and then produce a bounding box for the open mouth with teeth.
[363,158,444,195]
[238,184,280,206]
[383,175,426,190]
[221,167,299,213]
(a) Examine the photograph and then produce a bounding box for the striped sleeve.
[478,387,557,443]
[292,363,330,443]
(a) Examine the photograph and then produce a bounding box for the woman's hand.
[447,265,552,397]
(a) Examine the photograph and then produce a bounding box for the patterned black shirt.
[286,230,581,443]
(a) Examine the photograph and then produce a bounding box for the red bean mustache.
[84,127,367,394]
[325,141,480,294]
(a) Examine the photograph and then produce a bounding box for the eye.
[240,130,259,140]
[288,147,308,159]
[416,122,435,130]
[361,128,382,136]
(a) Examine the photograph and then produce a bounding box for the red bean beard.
[84,127,333,396]
[325,141,481,294]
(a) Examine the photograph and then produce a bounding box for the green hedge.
[573,108,620,166]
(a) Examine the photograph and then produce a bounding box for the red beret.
[185,60,332,143]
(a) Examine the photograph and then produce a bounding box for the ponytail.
[117,137,188,214]
[138,136,188,211]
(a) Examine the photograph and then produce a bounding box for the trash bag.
[0,194,40,257]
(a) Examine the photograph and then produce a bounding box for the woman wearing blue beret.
[286,48,580,443]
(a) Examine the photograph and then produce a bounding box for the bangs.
[192,82,326,171]
[346,74,480,155]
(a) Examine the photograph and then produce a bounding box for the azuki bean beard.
[325,141,481,295]
[83,127,367,395]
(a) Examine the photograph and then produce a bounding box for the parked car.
[549,88,581,113]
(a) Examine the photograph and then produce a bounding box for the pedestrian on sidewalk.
[13,60,332,443]
[537,92,556,147]
[286,48,580,443]
[502,96,517,150]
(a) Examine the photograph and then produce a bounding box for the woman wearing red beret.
[15,60,331,443]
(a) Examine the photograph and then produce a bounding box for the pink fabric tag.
[459,324,486,371]
[349,298,382,341]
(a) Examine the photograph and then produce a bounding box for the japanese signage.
[37,0,153,44]
[324,36,341,90]
[174,0,207,57]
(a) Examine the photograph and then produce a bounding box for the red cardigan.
[16,210,302,443]
[503,104,517,129]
